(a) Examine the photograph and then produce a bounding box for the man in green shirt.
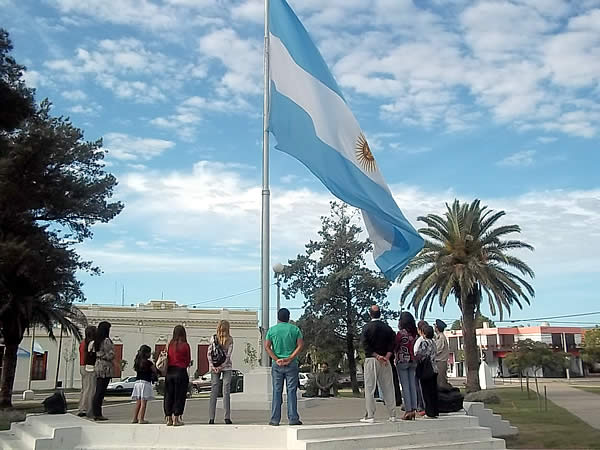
[264,308,304,426]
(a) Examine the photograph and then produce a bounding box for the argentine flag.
[268,0,424,280]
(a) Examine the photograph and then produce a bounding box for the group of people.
[76,306,447,427]
[77,320,236,426]
[361,304,450,422]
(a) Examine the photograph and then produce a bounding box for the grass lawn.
[488,387,600,449]
[572,386,600,396]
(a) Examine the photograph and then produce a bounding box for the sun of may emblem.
[355,133,377,172]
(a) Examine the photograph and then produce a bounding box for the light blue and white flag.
[268,0,424,280]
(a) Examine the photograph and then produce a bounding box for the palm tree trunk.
[462,292,481,392]
[0,343,19,409]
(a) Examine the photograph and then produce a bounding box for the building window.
[31,352,48,381]
[551,333,562,348]
[565,334,576,350]
[500,334,514,347]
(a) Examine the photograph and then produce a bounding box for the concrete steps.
[464,402,518,437]
[0,413,506,449]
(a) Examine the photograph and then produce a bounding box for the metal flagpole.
[260,0,271,367]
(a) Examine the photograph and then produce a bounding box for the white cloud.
[198,28,262,95]
[62,89,87,101]
[69,104,100,115]
[537,136,558,144]
[22,69,46,88]
[101,160,600,278]
[498,150,537,167]
[150,95,253,140]
[45,38,179,102]
[51,0,180,29]
[231,0,263,23]
[104,133,175,161]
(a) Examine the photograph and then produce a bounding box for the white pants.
[79,367,96,415]
[363,357,396,419]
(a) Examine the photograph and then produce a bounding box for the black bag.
[416,357,435,380]
[210,335,227,367]
[438,387,464,413]
[42,391,67,414]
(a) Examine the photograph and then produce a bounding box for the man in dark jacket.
[360,305,397,422]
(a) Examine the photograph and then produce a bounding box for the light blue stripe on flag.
[268,0,423,280]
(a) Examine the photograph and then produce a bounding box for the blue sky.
[4,0,600,327]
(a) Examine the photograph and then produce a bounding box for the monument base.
[217,366,318,410]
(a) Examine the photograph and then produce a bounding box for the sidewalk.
[545,383,600,430]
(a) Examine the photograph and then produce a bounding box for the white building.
[445,323,585,378]
[4,300,260,392]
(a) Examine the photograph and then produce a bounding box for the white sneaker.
[388,417,397,422]
[360,417,376,423]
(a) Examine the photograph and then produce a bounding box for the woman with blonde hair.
[207,319,234,424]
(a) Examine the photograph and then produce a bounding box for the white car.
[107,376,137,393]
[299,373,310,389]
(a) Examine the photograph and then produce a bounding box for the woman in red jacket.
[163,325,191,426]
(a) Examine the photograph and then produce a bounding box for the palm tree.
[0,225,86,408]
[398,199,535,392]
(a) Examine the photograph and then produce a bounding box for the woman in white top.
[207,320,234,424]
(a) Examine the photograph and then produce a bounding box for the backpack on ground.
[437,386,464,413]
[42,391,67,414]
[210,335,227,367]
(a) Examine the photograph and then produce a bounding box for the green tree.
[0,31,123,407]
[582,327,600,366]
[296,313,345,372]
[505,339,568,395]
[0,29,34,132]
[398,200,535,392]
[451,313,497,330]
[281,202,394,394]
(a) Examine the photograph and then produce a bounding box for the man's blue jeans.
[271,360,300,424]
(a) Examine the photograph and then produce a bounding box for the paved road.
[545,384,600,430]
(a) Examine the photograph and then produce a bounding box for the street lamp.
[272,262,284,313]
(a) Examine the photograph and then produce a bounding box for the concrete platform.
[0,413,506,450]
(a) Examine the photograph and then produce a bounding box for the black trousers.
[164,367,189,416]
[419,373,439,417]
[92,377,110,418]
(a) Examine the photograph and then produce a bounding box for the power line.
[187,284,274,306]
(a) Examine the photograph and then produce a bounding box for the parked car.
[107,376,137,394]
[192,370,244,396]
[337,373,364,389]
[299,372,310,390]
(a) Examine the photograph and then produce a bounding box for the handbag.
[156,342,169,376]
[416,357,435,380]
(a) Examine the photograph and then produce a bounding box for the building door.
[113,344,123,378]
[198,345,209,376]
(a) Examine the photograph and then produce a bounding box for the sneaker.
[224,419,233,424]
[93,416,108,421]
[269,422,279,426]
[289,421,303,426]
[77,412,87,417]
[360,417,376,423]
[424,415,438,419]
[131,419,138,424]
[388,417,397,422]
[208,419,214,424]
